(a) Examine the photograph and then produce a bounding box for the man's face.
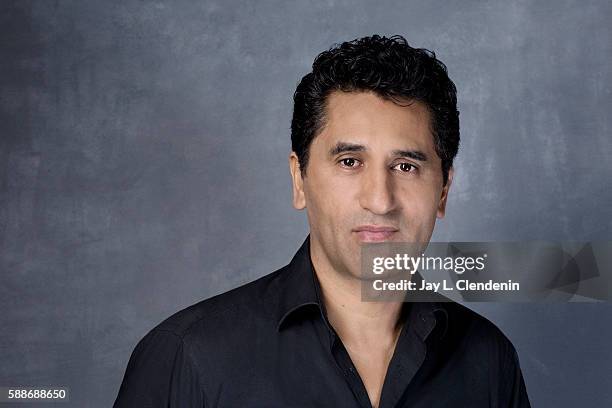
[289,91,453,279]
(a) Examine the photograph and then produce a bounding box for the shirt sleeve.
[497,343,531,408]
[113,329,205,408]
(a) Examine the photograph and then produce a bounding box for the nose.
[358,166,397,215]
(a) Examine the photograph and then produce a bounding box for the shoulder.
[439,302,530,405]
[116,265,290,402]
[149,264,289,341]
[441,301,518,360]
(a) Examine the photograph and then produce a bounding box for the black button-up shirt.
[114,236,530,407]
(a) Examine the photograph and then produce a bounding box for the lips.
[353,225,399,242]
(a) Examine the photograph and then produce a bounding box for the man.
[114,35,530,407]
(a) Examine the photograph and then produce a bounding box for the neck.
[310,239,405,345]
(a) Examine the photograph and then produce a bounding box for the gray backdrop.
[1,1,611,407]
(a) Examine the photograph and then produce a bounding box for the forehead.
[316,91,435,154]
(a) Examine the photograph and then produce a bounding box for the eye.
[339,157,360,168]
[393,162,417,173]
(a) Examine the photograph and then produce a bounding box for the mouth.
[352,225,399,242]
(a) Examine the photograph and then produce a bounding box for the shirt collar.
[275,234,449,340]
[275,235,321,331]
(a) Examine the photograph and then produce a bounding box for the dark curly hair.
[291,35,459,186]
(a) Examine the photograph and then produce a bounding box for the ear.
[289,152,306,210]
[437,167,454,219]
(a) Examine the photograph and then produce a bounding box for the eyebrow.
[328,142,428,161]
[391,149,428,162]
[328,142,365,157]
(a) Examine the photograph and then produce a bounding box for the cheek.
[304,177,336,223]
[304,175,355,229]
[308,168,354,204]
[397,184,441,223]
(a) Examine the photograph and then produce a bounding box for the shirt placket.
[324,303,438,408]
[330,331,374,408]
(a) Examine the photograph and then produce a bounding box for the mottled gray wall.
[1,1,611,407]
